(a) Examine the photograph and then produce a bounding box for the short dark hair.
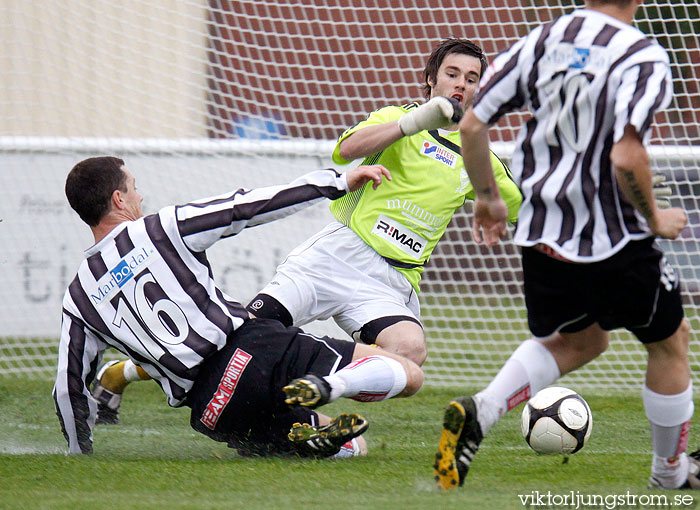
[422,38,488,99]
[65,156,126,227]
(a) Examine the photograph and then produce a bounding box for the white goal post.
[1,1,698,392]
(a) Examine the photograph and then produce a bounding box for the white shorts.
[255,222,421,339]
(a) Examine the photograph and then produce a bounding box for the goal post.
[1,0,698,391]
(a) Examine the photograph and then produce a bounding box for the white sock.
[476,339,560,434]
[332,438,365,458]
[324,356,407,402]
[123,360,142,382]
[652,453,689,489]
[644,383,694,487]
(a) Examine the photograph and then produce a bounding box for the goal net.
[2,0,698,392]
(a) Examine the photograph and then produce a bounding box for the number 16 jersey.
[54,169,352,453]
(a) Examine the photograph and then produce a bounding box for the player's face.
[120,167,144,219]
[429,53,482,109]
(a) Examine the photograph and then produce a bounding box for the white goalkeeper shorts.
[254,222,421,339]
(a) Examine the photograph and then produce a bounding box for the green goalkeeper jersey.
[330,102,522,292]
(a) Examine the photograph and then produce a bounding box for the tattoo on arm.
[622,171,654,219]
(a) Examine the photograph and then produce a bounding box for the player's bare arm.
[459,107,508,246]
[611,126,687,240]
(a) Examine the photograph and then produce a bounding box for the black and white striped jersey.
[473,8,672,262]
[53,168,350,454]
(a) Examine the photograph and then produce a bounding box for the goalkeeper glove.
[652,172,672,209]
[397,96,462,137]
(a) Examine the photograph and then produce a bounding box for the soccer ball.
[521,386,592,455]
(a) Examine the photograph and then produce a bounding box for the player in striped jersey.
[435,0,697,490]
[54,156,425,458]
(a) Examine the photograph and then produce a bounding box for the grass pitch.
[1,378,698,509]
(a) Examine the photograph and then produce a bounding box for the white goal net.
[1,0,698,392]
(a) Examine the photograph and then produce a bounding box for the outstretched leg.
[284,343,423,408]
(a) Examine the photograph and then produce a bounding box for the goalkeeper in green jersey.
[245,38,522,365]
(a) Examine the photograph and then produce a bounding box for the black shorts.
[187,318,355,456]
[522,238,684,344]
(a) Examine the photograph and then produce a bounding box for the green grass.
[1,379,699,509]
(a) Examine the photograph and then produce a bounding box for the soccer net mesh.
[1,1,698,392]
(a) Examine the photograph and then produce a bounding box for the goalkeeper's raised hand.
[397,97,463,137]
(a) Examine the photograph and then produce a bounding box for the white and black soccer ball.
[521,386,592,455]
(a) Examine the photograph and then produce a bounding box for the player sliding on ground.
[434,0,698,491]
[53,156,423,458]
[89,37,523,428]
